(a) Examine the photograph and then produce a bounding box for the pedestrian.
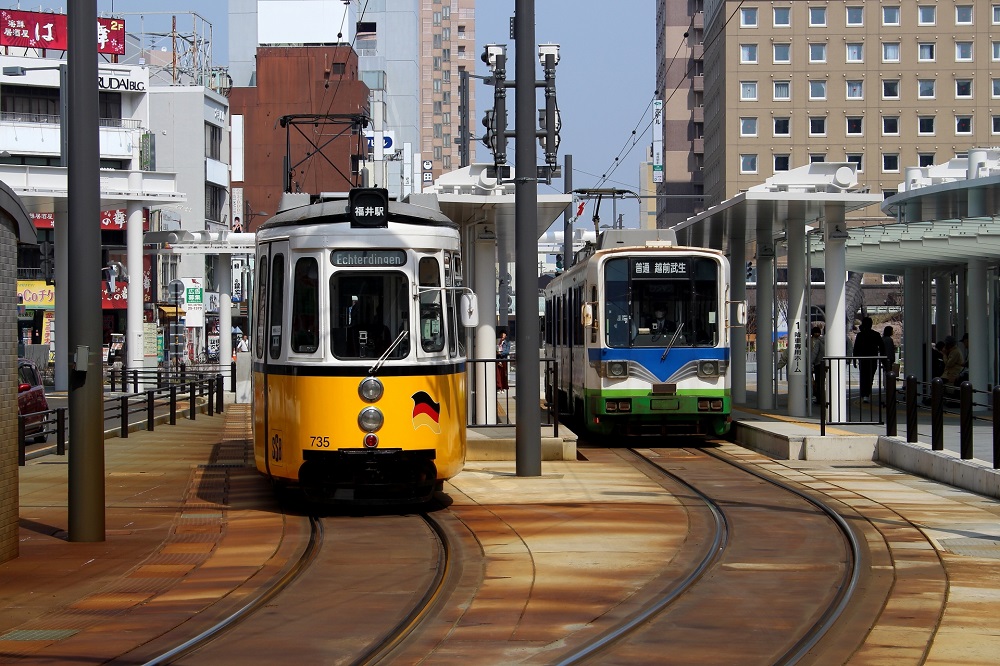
[810,326,825,403]
[941,335,964,386]
[496,329,510,392]
[881,325,897,383]
[237,333,250,352]
[853,316,883,403]
[232,216,243,233]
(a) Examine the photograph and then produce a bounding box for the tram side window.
[418,256,445,352]
[604,258,631,347]
[254,259,268,360]
[268,253,285,359]
[590,286,598,344]
[291,257,320,353]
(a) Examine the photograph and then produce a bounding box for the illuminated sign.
[631,258,690,279]
[0,10,125,55]
[331,250,406,267]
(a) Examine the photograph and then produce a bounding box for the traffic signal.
[746,261,756,282]
[555,254,564,271]
[481,109,496,152]
[39,240,54,285]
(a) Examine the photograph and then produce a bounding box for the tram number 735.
[310,436,331,447]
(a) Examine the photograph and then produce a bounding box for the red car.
[18,358,49,442]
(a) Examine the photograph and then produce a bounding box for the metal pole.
[458,69,470,168]
[67,0,106,542]
[563,155,572,269]
[514,0,541,476]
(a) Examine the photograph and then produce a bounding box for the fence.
[465,355,560,435]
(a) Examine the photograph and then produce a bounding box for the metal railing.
[18,373,225,466]
[466,355,560,436]
[106,361,236,393]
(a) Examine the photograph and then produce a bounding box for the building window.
[809,116,827,136]
[846,43,864,62]
[846,6,864,25]
[993,116,1000,133]
[774,154,790,171]
[433,79,442,92]
[809,43,827,62]
[847,153,863,171]
[773,6,790,26]
[883,116,900,135]
[1,84,59,117]
[883,79,900,98]
[956,79,973,98]
[740,154,758,173]
[918,5,936,24]
[882,274,901,284]
[883,6,900,25]
[741,7,758,26]
[956,5,973,24]
[883,154,900,172]
[955,41,974,61]
[773,43,790,63]
[882,42,900,62]
[918,116,935,134]
[846,80,864,99]
[433,123,442,139]
[773,116,790,135]
[741,81,757,100]
[918,43,936,61]
[918,79,936,98]
[995,5,1000,23]
[740,117,758,136]
[740,44,758,63]
[993,42,1000,61]
[956,115,973,134]
[993,79,1000,97]
[205,123,222,161]
[809,6,826,26]
[846,116,863,135]
[810,153,826,163]
[773,80,790,100]
[205,183,224,222]
[809,80,827,100]
[918,153,935,167]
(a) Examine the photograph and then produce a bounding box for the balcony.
[693,11,704,30]
[693,138,705,154]
[693,105,704,123]
[692,43,704,60]
[693,75,704,92]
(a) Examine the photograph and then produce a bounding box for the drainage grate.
[0,629,79,641]
[939,536,1000,559]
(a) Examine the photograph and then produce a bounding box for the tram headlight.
[359,376,384,402]
[358,407,384,432]
[697,360,720,378]
[605,361,628,378]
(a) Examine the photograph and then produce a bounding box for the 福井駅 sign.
[0,10,125,55]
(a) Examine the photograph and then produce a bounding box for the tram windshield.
[604,256,720,349]
[330,272,410,360]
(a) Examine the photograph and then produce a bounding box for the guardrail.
[18,373,226,466]
[466,356,560,436]
[106,361,236,393]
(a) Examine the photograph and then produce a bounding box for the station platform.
[3,399,1000,662]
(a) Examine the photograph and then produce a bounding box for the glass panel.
[291,257,320,353]
[268,253,285,360]
[330,271,410,360]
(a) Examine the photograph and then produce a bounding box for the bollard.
[231,360,237,393]
[110,367,118,392]
[120,395,130,438]
[207,377,215,416]
[931,378,944,451]
[817,362,827,435]
[56,407,66,455]
[216,373,225,413]
[131,369,139,393]
[960,381,973,459]
[994,386,1000,470]
[906,376,918,443]
[886,371,898,437]
[170,384,177,425]
[147,389,156,431]
[189,381,197,420]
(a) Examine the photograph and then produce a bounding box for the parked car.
[17,357,49,442]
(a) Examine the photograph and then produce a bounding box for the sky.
[89,1,654,229]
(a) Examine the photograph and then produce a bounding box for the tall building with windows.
[419,0,476,182]
[700,0,995,209]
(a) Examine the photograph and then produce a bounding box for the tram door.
[257,241,289,478]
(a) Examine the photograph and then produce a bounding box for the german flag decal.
[411,391,442,434]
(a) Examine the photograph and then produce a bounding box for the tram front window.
[330,272,409,360]
[604,257,720,348]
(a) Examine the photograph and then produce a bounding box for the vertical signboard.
[652,99,663,184]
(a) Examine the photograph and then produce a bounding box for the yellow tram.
[252,188,478,502]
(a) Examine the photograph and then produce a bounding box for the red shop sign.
[0,10,125,55]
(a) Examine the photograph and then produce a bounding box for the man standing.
[853,317,883,403]
[810,326,825,403]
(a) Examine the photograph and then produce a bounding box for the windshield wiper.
[660,323,684,362]
[368,330,409,375]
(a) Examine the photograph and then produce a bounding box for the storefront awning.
[158,305,186,317]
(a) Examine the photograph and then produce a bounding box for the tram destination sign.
[348,187,389,228]
[331,250,407,267]
[631,258,690,279]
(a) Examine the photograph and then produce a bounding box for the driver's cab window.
[419,256,445,352]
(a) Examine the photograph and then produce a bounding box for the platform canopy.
[422,164,572,259]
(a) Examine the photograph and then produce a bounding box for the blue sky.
[92,1,654,227]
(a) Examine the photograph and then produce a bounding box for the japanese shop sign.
[0,10,125,55]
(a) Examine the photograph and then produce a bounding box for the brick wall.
[0,213,19,563]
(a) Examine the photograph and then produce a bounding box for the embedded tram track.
[556,445,865,665]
